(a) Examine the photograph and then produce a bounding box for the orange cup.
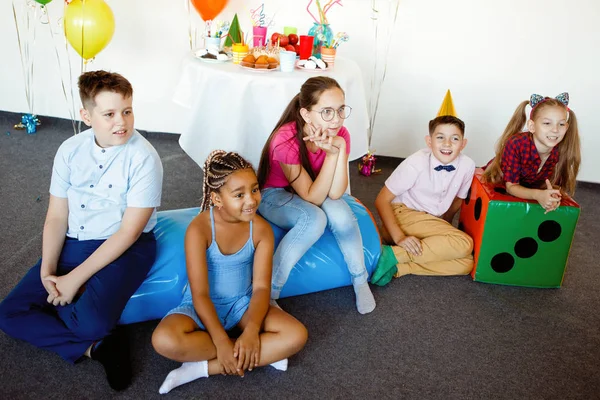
[320,47,336,68]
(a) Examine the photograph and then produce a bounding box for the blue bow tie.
[434,165,455,172]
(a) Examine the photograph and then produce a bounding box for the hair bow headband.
[530,92,569,117]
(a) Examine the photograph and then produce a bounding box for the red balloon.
[191,0,228,21]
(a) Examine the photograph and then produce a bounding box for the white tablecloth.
[173,54,370,168]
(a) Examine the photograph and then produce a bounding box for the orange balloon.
[190,0,228,21]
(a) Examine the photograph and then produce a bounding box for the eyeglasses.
[311,105,352,122]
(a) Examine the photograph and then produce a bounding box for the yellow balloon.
[64,0,115,60]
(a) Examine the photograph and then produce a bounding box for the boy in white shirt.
[0,70,163,391]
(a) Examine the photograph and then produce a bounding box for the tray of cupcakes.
[239,46,280,72]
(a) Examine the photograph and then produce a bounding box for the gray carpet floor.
[1,111,599,400]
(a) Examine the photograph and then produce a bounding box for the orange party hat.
[436,89,457,117]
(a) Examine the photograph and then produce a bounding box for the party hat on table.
[436,89,457,117]
[225,13,241,46]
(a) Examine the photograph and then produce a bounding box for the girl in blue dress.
[152,150,307,394]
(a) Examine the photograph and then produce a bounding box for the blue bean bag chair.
[119,196,381,325]
[118,208,198,325]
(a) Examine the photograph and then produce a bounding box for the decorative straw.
[306,0,318,24]
[324,0,343,15]
[316,0,325,25]
[227,33,237,45]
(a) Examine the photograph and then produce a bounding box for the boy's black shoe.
[91,327,132,391]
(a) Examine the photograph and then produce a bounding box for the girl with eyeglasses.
[256,76,376,315]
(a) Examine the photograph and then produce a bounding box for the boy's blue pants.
[0,233,155,363]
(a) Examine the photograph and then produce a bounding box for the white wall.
[1,0,599,182]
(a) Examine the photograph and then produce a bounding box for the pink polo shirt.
[385,148,475,217]
[263,122,351,189]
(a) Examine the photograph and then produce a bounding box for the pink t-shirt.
[385,148,475,217]
[263,122,351,189]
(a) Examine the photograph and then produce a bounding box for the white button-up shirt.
[50,129,163,240]
[385,148,475,217]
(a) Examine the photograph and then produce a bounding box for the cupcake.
[255,55,269,69]
[267,57,279,69]
[241,54,256,68]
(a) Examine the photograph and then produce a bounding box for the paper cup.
[204,36,222,51]
[252,26,267,47]
[298,35,314,60]
[320,47,336,68]
[279,50,297,72]
[232,44,249,64]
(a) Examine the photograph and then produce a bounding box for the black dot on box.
[474,197,482,221]
[465,188,471,205]
[538,220,561,242]
[494,187,507,195]
[491,252,515,273]
[514,237,538,258]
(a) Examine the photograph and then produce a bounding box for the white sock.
[158,360,208,394]
[354,281,376,314]
[270,358,288,371]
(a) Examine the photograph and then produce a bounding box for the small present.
[358,150,381,177]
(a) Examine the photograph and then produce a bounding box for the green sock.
[370,245,398,286]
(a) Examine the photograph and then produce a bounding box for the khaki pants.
[380,204,473,277]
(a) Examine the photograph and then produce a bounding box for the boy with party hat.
[371,90,476,286]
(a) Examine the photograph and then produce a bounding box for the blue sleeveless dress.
[165,207,255,330]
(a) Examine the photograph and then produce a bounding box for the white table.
[172,54,370,168]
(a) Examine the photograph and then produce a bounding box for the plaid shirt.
[501,131,559,188]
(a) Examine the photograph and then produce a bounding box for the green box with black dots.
[459,173,580,288]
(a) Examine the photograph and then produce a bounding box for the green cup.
[283,26,297,35]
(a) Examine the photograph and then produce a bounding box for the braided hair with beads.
[201,150,255,212]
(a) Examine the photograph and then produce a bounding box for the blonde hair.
[201,150,254,211]
[483,98,581,195]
